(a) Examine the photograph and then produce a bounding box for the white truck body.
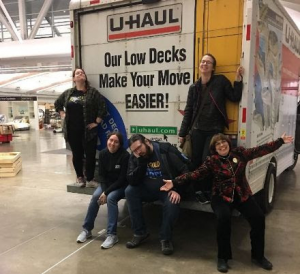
[69,0,300,211]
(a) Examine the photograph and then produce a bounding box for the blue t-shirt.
[146,151,162,179]
[144,143,164,191]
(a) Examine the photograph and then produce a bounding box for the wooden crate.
[0,152,21,163]
[0,152,22,177]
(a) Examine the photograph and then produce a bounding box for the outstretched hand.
[161,179,174,191]
[281,133,294,144]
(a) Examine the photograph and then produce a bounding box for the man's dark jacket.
[127,142,189,186]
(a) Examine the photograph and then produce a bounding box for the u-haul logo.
[107,4,182,41]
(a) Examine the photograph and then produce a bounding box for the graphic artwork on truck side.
[97,98,128,150]
[107,4,182,41]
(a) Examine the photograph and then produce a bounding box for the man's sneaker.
[195,190,210,204]
[217,259,228,273]
[251,257,273,270]
[86,179,98,188]
[76,230,92,243]
[161,240,174,255]
[126,233,150,248]
[101,235,119,249]
[75,177,86,188]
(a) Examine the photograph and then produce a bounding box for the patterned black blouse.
[173,138,284,203]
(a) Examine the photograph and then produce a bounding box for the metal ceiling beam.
[45,16,61,37]
[0,0,22,41]
[29,0,54,39]
[0,12,19,41]
[281,1,300,12]
[18,0,28,39]
[0,89,58,100]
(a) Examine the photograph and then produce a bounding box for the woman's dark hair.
[209,133,232,154]
[201,53,217,74]
[72,67,90,88]
[107,131,124,147]
[128,134,146,148]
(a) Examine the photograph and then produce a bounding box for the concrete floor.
[0,130,300,274]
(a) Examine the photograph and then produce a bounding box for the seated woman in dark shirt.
[76,132,129,249]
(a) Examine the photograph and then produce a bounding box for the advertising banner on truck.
[77,0,195,148]
[252,0,299,148]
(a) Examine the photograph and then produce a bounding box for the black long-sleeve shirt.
[98,147,129,195]
[173,138,284,203]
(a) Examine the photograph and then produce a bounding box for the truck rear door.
[75,0,196,148]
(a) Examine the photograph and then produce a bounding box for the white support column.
[0,0,22,41]
[18,0,28,39]
[29,0,54,39]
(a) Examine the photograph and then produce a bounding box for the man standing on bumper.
[125,134,189,255]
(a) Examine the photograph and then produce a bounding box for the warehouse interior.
[1,1,300,274]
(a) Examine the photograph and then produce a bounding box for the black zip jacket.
[179,74,243,137]
[127,141,189,186]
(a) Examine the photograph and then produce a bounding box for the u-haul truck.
[69,0,300,212]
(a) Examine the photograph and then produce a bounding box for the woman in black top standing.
[55,68,107,187]
[179,53,244,170]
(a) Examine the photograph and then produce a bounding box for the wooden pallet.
[0,152,22,177]
[0,152,21,163]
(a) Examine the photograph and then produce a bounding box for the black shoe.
[195,191,210,204]
[161,240,174,255]
[217,259,228,273]
[126,233,150,249]
[251,257,273,270]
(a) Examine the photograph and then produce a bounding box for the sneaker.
[126,233,150,249]
[75,177,86,188]
[217,258,228,273]
[77,230,92,243]
[86,179,98,188]
[101,235,119,249]
[251,256,273,270]
[161,240,174,255]
[195,190,210,204]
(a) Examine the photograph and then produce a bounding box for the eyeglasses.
[200,60,213,65]
[215,140,227,147]
[75,71,85,76]
[131,143,143,154]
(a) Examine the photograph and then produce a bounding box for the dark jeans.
[68,129,97,181]
[191,129,219,169]
[191,129,219,192]
[125,183,180,241]
[211,195,265,260]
